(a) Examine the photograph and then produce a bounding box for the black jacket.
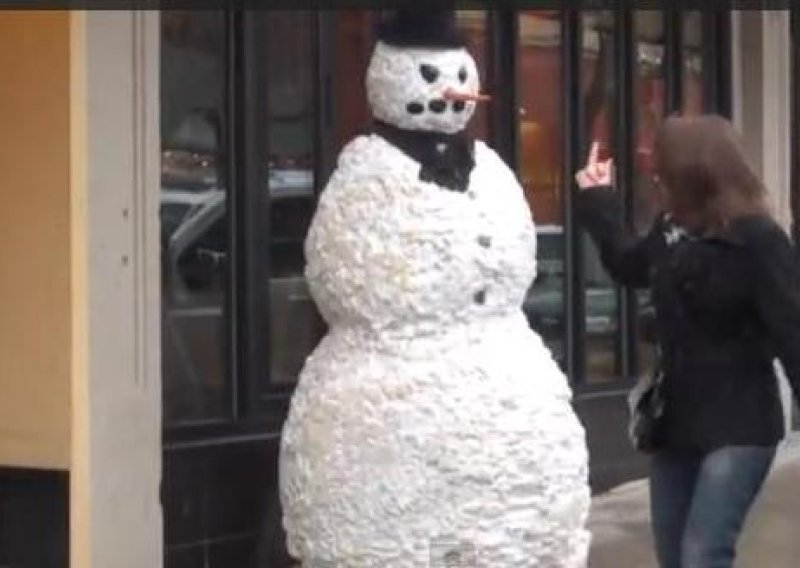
[576,188,800,453]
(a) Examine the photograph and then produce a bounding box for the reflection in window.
[160,11,228,424]
[516,10,567,367]
[581,11,622,383]
[633,10,664,382]
[456,10,491,140]
[265,12,325,387]
[633,11,665,234]
[682,11,704,115]
[332,11,376,151]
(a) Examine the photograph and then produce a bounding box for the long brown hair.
[652,114,769,233]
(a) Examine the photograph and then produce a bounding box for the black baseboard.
[0,468,68,568]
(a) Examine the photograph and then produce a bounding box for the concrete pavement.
[587,433,800,567]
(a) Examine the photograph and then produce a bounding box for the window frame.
[791,7,800,247]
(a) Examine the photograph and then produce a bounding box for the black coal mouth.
[406,99,470,116]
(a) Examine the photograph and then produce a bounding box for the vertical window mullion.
[490,9,519,168]
[701,9,720,113]
[225,9,243,419]
[615,7,635,381]
[563,9,585,385]
[792,7,800,245]
[714,9,732,117]
[700,8,733,116]
[664,8,683,114]
[238,11,271,417]
[315,12,334,190]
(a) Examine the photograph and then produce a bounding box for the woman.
[574,114,800,568]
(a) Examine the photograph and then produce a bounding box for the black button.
[477,235,491,248]
[473,289,487,304]
[406,102,424,115]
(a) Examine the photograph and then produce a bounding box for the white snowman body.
[279,34,590,568]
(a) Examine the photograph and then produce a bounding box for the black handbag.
[628,360,666,453]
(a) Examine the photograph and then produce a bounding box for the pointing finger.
[587,141,600,166]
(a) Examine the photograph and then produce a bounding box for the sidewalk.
[587,434,800,567]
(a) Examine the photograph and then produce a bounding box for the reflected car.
[523,225,652,367]
[160,168,323,421]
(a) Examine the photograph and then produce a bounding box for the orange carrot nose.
[442,87,491,103]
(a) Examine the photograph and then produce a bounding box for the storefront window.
[160,11,228,423]
[581,11,622,383]
[633,10,665,382]
[264,12,324,387]
[517,10,567,366]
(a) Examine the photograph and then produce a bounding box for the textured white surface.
[366,41,479,134]
[279,133,591,567]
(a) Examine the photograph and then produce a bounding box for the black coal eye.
[406,102,424,115]
[458,66,468,83]
[420,63,439,83]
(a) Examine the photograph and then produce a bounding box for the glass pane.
[634,11,665,234]
[456,10,491,140]
[517,10,567,368]
[581,11,621,383]
[265,12,325,387]
[633,10,664,381]
[160,12,229,423]
[332,11,376,151]
[682,11,704,115]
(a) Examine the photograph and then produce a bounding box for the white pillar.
[732,10,791,229]
[731,10,794,435]
[761,11,792,231]
[70,11,162,567]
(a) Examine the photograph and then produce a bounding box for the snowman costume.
[279,10,590,568]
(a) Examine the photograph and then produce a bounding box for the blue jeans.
[649,445,776,568]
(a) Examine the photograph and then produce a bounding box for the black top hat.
[377,5,467,49]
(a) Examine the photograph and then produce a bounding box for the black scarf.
[372,120,475,193]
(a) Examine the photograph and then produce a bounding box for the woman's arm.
[574,188,657,288]
[735,216,800,399]
[573,142,656,288]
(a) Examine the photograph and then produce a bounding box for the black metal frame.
[615,7,635,382]
[163,7,732,444]
[792,7,800,246]
[563,9,584,385]
[490,8,518,167]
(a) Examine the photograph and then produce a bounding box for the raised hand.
[575,141,614,191]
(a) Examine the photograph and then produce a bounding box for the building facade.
[0,7,796,568]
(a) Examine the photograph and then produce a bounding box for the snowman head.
[366,9,484,135]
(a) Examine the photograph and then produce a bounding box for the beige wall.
[0,11,71,470]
